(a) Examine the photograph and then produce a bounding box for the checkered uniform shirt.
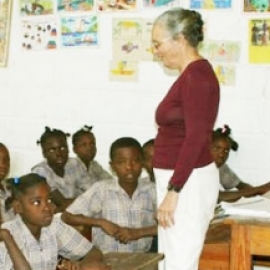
[67,178,157,253]
[0,181,15,223]
[31,158,92,198]
[76,158,113,186]
[0,214,93,270]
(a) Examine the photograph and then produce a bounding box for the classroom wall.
[1,0,270,193]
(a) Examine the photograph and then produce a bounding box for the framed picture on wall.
[0,0,12,67]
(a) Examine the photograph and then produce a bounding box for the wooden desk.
[199,216,270,270]
[104,252,164,270]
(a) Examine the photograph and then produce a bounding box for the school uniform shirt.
[0,181,15,223]
[76,157,113,186]
[0,214,93,270]
[219,163,241,190]
[66,178,157,253]
[31,158,92,198]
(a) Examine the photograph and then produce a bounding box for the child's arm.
[79,246,109,270]
[114,225,157,244]
[62,211,119,236]
[0,229,32,270]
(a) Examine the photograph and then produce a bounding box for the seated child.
[62,137,157,253]
[0,173,109,270]
[0,143,15,223]
[72,125,112,185]
[212,125,270,202]
[31,127,92,212]
[142,139,155,183]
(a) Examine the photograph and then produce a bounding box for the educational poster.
[244,0,270,12]
[213,64,236,86]
[97,0,137,12]
[112,18,142,60]
[0,0,12,67]
[249,19,270,63]
[20,0,54,16]
[61,15,98,47]
[57,0,94,13]
[190,0,232,9]
[112,18,142,39]
[199,40,241,62]
[111,18,141,80]
[199,40,240,85]
[141,19,155,61]
[21,19,58,50]
[109,60,139,81]
[143,0,180,9]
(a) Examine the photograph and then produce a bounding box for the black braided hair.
[6,173,47,200]
[37,126,70,148]
[212,125,239,151]
[72,125,94,146]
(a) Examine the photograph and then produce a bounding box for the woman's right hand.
[157,191,179,228]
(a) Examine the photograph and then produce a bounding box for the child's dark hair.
[6,173,47,199]
[212,125,239,151]
[37,126,70,148]
[110,137,142,160]
[72,125,93,146]
[142,139,154,149]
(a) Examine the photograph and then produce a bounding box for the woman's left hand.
[157,191,179,228]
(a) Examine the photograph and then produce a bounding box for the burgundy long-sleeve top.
[153,59,220,188]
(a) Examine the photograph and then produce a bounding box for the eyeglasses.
[152,36,172,50]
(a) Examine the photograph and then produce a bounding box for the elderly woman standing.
[152,8,220,270]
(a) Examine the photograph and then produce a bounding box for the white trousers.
[154,163,219,270]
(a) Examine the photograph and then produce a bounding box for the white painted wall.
[1,2,270,186]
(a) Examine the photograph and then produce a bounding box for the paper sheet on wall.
[219,196,270,218]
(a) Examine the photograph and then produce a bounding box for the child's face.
[110,147,142,185]
[142,144,154,177]
[211,138,231,168]
[42,137,69,170]
[14,183,55,235]
[73,133,97,163]
[0,146,10,181]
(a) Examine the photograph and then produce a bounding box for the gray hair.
[154,7,204,47]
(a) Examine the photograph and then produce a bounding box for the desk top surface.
[104,253,164,270]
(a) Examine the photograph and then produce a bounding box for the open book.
[218,196,270,218]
